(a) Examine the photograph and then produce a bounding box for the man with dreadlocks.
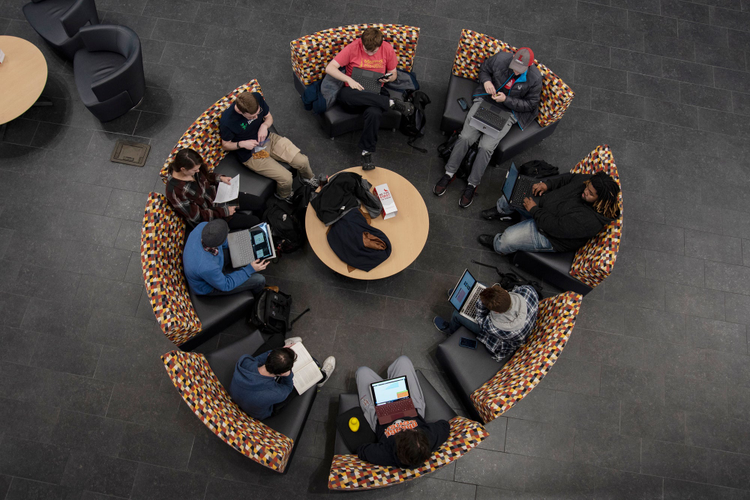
[477,171,620,254]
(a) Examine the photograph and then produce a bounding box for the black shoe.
[459,185,477,208]
[362,153,375,170]
[433,174,454,196]
[477,234,495,250]
[481,207,514,221]
[274,192,294,204]
[391,98,415,117]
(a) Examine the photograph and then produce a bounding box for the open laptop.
[227,222,276,268]
[351,67,386,93]
[502,162,537,209]
[371,376,418,425]
[449,269,487,322]
[469,101,512,139]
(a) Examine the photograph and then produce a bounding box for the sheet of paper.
[214,174,239,204]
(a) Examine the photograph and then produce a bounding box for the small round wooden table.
[305,167,430,280]
[0,36,48,126]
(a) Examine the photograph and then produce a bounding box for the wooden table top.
[0,36,48,125]
[305,167,430,280]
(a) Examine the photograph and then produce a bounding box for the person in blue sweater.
[183,219,268,296]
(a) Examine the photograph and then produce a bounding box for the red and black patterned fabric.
[470,292,582,423]
[162,350,294,472]
[328,416,488,490]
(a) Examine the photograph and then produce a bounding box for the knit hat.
[201,219,229,248]
[509,47,535,73]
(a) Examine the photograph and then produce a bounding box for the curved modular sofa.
[441,29,575,165]
[512,145,624,294]
[438,291,582,423]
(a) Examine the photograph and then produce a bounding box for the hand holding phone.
[378,72,393,82]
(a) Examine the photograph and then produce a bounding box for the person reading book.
[229,336,335,420]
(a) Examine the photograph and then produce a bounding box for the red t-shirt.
[333,39,397,87]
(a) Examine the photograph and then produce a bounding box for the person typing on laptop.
[434,47,542,208]
[355,356,450,468]
[478,171,620,255]
[433,284,539,363]
[183,219,268,296]
[325,27,415,170]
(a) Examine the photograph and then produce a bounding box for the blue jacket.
[229,351,294,420]
[182,222,256,295]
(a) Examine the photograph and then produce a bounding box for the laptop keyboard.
[474,105,510,130]
[357,77,382,94]
[509,176,537,207]
[376,398,413,418]
[462,285,485,318]
[228,231,254,268]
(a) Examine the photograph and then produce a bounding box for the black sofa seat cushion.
[435,328,508,421]
[214,151,291,202]
[185,288,254,350]
[512,250,592,296]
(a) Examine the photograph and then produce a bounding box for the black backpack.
[471,260,544,298]
[519,159,559,179]
[437,130,477,180]
[251,288,310,335]
[400,89,431,153]
[262,197,306,256]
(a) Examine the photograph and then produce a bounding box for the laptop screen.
[449,269,476,310]
[502,162,519,201]
[372,377,410,406]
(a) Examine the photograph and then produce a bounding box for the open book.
[288,342,322,394]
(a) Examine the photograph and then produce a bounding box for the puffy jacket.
[475,51,543,130]
[529,173,613,252]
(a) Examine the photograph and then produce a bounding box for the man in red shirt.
[326,27,414,169]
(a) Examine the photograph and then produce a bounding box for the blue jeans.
[493,195,554,254]
[448,310,481,335]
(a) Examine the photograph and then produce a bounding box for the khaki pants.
[242,133,313,198]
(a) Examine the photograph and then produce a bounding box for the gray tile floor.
[1,0,750,498]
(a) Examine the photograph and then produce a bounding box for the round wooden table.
[305,167,430,280]
[0,36,48,125]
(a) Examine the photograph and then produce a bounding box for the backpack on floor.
[519,159,559,179]
[262,197,306,256]
[437,130,478,180]
[400,89,431,153]
[471,260,544,298]
[251,287,311,335]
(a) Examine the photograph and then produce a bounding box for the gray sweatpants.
[356,356,426,432]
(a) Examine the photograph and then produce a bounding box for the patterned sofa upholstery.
[437,291,582,424]
[440,29,575,165]
[159,79,291,203]
[162,338,307,473]
[328,370,489,490]
[512,145,623,294]
[140,192,254,349]
[290,24,420,139]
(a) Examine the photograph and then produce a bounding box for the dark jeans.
[337,86,390,152]
[227,191,264,231]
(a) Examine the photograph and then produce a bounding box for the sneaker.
[274,192,294,204]
[391,98,414,117]
[284,337,302,346]
[459,185,477,208]
[317,356,336,387]
[481,207,514,221]
[362,152,375,171]
[433,174,454,196]
[301,176,319,188]
[433,316,451,334]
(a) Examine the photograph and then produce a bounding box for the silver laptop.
[449,269,487,321]
[227,222,276,268]
[469,101,512,139]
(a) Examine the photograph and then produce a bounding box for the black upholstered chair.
[23,0,99,60]
[73,24,145,122]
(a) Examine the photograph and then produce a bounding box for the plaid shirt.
[474,285,539,361]
[165,171,229,226]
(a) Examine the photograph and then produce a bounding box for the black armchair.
[23,0,99,60]
[73,24,145,122]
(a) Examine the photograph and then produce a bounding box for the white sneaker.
[301,176,319,188]
[284,336,302,346]
[317,356,336,387]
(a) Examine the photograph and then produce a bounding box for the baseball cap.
[509,47,535,73]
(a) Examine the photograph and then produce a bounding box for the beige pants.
[242,133,313,198]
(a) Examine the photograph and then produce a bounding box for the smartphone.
[457,97,469,111]
[378,72,393,82]
[459,337,478,349]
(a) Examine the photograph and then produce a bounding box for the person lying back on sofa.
[477,171,620,255]
[183,219,268,296]
[166,148,264,231]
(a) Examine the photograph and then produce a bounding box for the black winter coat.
[529,173,613,252]
[310,172,382,226]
